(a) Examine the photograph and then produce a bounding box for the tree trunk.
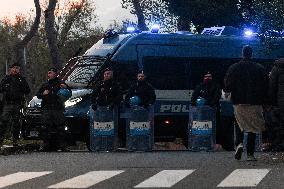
[132,0,148,31]
[45,0,62,70]
[15,0,41,76]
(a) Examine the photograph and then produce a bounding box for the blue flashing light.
[244,30,253,36]
[151,24,160,33]
[244,29,256,38]
[127,26,135,33]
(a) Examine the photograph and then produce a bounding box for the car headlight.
[65,97,82,108]
[28,96,42,108]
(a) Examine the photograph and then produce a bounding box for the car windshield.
[65,56,105,88]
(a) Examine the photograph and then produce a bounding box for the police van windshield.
[65,56,105,88]
[143,57,240,90]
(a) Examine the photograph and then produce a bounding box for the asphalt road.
[0,151,284,189]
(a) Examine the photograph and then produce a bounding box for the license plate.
[30,131,39,137]
[93,121,114,136]
[130,121,150,135]
[191,121,212,135]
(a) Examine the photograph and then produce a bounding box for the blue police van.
[23,26,284,149]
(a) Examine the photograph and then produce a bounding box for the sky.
[0,0,135,28]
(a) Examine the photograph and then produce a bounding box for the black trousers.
[235,124,256,155]
[270,110,284,150]
[42,109,66,151]
[0,104,21,145]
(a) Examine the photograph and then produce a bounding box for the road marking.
[135,170,195,188]
[0,171,52,188]
[217,169,270,187]
[48,170,124,188]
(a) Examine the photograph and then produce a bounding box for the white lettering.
[171,105,181,112]
[182,105,189,112]
[160,105,171,112]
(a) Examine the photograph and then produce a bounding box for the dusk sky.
[0,0,135,28]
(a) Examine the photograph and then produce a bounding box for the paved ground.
[0,151,284,188]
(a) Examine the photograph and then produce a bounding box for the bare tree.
[44,0,98,69]
[45,0,61,70]
[122,0,177,32]
[122,0,148,31]
[15,0,41,75]
[132,0,148,30]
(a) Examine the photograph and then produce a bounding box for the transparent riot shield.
[188,105,216,151]
[89,106,118,151]
[126,106,154,151]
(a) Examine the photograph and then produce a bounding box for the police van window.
[66,56,104,85]
[189,58,237,89]
[143,57,190,90]
[112,62,138,92]
[189,58,274,89]
[143,57,239,90]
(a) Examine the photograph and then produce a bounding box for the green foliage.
[0,0,103,97]
[247,0,284,33]
[121,0,178,32]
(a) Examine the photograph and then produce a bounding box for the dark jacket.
[92,79,121,107]
[191,81,221,107]
[37,77,68,110]
[125,80,156,107]
[269,58,284,110]
[224,59,269,105]
[0,74,30,105]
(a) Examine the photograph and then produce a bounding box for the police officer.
[91,68,121,109]
[269,58,284,151]
[37,67,71,151]
[190,72,222,147]
[190,72,221,107]
[125,71,156,108]
[0,63,30,147]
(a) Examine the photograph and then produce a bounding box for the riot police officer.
[0,63,30,147]
[91,68,122,148]
[37,67,71,151]
[91,68,121,109]
[190,72,221,107]
[125,71,156,108]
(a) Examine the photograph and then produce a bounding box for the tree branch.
[58,0,85,49]
[15,0,41,76]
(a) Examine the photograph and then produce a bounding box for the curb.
[0,144,41,156]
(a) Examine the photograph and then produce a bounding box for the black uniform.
[190,81,222,145]
[190,82,221,107]
[125,80,156,107]
[91,79,121,109]
[37,77,71,151]
[0,74,30,145]
[269,58,284,150]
